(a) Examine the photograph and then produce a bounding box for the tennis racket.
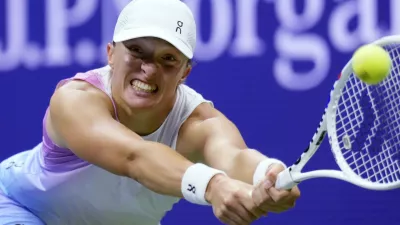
[275,35,400,191]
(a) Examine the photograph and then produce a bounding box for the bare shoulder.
[181,102,225,133]
[56,79,106,96]
[46,79,115,148]
[188,102,220,120]
[52,79,113,111]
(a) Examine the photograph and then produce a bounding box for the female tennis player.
[0,0,300,224]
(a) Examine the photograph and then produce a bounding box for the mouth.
[130,79,158,94]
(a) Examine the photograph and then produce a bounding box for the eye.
[162,55,177,62]
[128,46,143,54]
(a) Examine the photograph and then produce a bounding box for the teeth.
[132,80,156,92]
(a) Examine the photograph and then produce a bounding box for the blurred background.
[1,0,399,224]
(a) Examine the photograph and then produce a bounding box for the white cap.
[113,0,196,59]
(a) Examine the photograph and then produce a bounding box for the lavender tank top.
[0,65,212,225]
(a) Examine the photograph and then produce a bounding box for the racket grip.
[275,168,297,190]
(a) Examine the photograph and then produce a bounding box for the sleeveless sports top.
[0,65,212,225]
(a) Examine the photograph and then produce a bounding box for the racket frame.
[276,35,400,191]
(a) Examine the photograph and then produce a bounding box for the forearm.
[127,141,193,197]
[226,149,268,184]
[188,111,271,185]
[202,139,270,185]
[129,141,227,206]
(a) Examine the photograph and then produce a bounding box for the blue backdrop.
[1,0,399,224]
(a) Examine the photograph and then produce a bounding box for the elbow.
[120,141,147,180]
[123,151,140,179]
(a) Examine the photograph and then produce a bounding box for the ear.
[107,42,115,69]
[179,65,192,84]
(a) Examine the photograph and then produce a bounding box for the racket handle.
[275,168,297,190]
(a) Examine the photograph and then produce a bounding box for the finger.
[266,187,292,205]
[290,186,301,199]
[217,207,243,225]
[263,204,290,213]
[254,190,293,213]
[252,184,273,214]
[245,189,267,218]
[267,187,288,201]
[251,183,263,207]
[250,204,267,218]
[285,187,300,205]
[221,212,248,225]
[219,215,239,225]
[265,164,286,184]
[253,190,286,213]
[261,201,295,214]
[226,200,255,223]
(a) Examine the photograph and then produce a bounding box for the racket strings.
[335,43,400,184]
[348,95,400,183]
[355,150,400,182]
[343,74,389,180]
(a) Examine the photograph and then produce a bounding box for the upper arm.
[47,81,144,176]
[48,80,115,148]
[177,103,247,167]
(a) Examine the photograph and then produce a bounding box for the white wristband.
[253,158,287,185]
[181,163,226,205]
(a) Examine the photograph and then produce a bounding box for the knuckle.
[222,196,234,208]
[266,172,277,180]
[217,206,228,218]
[254,199,267,207]
[276,192,290,202]
[225,191,242,207]
[214,209,223,218]
[215,210,223,218]
[258,195,273,207]
[281,190,291,198]
[232,191,241,199]
[292,187,301,196]
[254,198,263,208]
[251,194,261,207]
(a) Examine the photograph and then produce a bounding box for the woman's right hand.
[205,174,267,225]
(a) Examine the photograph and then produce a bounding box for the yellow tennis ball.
[352,44,391,85]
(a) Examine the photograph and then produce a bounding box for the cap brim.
[113,27,193,59]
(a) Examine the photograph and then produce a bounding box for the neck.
[116,95,176,136]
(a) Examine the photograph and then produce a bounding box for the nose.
[141,61,157,77]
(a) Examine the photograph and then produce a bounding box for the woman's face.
[107,37,191,111]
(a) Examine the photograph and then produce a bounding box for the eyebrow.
[117,39,190,63]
